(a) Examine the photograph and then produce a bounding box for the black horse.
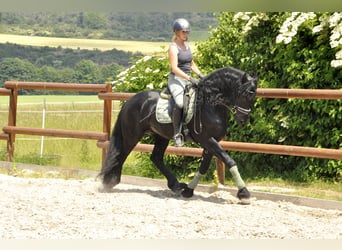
[98,66,258,202]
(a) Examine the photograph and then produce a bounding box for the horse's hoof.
[97,183,114,193]
[170,182,187,195]
[181,186,194,198]
[237,187,251,205]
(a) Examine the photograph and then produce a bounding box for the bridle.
[230,105,251,115]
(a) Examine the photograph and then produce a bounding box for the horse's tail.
[98,111,125,188]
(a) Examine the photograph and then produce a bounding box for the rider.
[168,18,204,147]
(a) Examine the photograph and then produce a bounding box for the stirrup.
[173,133,184,147]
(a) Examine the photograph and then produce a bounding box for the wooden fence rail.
[0,88,11,96]
[1,82,341,185]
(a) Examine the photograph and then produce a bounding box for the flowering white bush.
[276,12,316,44]
[234,12,269,35]
[277,12,342,68]
[234,12,342,68]
[112,55,169,93]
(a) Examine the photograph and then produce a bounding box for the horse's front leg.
[188,137,251,203]
[211,138,250,203]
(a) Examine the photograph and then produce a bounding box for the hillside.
[0,12,217,41]
[0,42,141,68]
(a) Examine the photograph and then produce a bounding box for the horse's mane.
[196,67,249,106]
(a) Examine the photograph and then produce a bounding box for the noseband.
[231,105,251,115]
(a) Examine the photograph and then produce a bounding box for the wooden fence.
[0,81,113,167]
[1,81,341,184]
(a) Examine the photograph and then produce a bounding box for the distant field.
[0,33,197,55]
[0,95,101,105]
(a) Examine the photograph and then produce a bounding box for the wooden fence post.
[101,83,113,168]
[7,88,18,161]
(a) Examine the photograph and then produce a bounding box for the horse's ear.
[252,70,258,78]
[251,70,258,88]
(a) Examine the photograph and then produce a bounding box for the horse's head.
[233,72,258,125]
[198,67,258,125]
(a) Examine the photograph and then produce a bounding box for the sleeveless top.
[171,43,193,76]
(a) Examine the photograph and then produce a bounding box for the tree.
[73,59,103,84]
[101,62,123,83]
[83,12,108,30]
[0,58,38,88]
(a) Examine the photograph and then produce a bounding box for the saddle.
[156,85,196,124]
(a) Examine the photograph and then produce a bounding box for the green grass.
[246,178,342,201]
[0,95,119,172]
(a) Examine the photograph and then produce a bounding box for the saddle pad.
[156,88,196,124]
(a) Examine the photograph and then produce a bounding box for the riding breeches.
[167,73,190,109]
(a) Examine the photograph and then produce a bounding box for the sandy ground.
[0,174,341,239]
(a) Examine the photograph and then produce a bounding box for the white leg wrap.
[229,165,245,189]
[187,172,203,189]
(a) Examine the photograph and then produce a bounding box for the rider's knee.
[174,96,184,109]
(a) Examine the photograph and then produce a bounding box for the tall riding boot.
[172,106,184,147]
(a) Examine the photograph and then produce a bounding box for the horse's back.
[119,90,160,125]
[122,90,160,111]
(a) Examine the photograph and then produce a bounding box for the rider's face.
[176,30,189,41]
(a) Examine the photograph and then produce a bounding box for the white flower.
[277,12,316,45]
[145,67,152,73]
[284,37,293,44]
[331,59,342,67]
[234,12,252,21]
[146,83,154,89]
[116,69,128,78]
[136,56,152,64]
[312,24,323,33]
[143,55,152,61]
[313,15,329,33]
[329,12,342,27]
[336,49,342,59]
[276,35,282,43]
[153,69,160,73]
[238,13,269,35]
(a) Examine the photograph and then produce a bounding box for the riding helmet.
[173,18,191,32]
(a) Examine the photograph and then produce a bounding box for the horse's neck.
[202,102,230,117]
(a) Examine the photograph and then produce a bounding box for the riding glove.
[189,77,199,85]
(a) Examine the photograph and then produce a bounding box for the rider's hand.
[199,73,205,79]
[189,77,199,85]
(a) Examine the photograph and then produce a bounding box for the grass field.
[0,33,197,55]
[0,95,119,172]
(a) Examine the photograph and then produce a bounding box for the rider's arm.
[190,60,202,77]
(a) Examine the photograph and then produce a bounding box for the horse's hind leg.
[150,135,186,194]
